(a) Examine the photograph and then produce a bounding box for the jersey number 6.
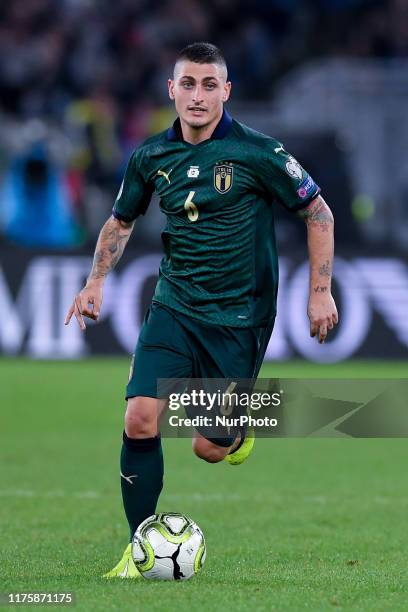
[184,191,199,222]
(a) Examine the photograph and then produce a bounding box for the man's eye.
[182,82,193,88]
[206,83,216,90]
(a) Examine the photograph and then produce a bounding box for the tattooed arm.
[64,216,134,330]
[297,195,338,343]
[88,216,134,281]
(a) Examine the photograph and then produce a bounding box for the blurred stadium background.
[1,0,407,365]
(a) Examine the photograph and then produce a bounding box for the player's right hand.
[64,281,103,331]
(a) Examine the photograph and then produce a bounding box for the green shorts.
[126,302,275,445]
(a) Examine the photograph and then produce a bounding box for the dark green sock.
[120,431,164,540]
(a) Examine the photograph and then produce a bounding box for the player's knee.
[125,397,157,438]
[192,437,227,463]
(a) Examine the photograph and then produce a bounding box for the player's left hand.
[307,293,338,344]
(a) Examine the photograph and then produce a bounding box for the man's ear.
[222,81,231,102]
[168,79,175,100]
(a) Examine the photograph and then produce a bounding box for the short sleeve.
[258,141,320,212]
[112,149,154,222]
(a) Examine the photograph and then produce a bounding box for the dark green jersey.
[113,110,320,328]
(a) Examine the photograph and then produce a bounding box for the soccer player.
[65,42,338,578]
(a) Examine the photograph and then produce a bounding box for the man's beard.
[186,117,211,129]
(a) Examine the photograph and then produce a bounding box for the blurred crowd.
[1,0,407,116]
[0,0,406,247]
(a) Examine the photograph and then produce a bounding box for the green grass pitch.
[1,358,408,611]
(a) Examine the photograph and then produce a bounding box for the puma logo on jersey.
[274,146,284,153]
[157,169,173,184]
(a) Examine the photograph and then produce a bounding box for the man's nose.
[192,86,204,102]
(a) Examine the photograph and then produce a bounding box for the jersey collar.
[166,109,232,142]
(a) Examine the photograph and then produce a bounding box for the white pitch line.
[0,490,406,505]
[0,489,100,498]
[75,491,100,499]
[303,495,328,504]
[0,489,35,497]
[163,493,243,502]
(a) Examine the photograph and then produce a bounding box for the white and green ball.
[132,513,206,580]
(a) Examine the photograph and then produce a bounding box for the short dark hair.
[176,42,227,71]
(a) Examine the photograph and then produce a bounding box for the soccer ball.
[132,512,206,580]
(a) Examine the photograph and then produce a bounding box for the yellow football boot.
[224,427,255,466]
[103,543,141,579]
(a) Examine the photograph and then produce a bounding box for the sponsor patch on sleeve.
[285,156,303,179]
[297,175,318,199]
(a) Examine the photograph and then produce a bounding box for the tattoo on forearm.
[313,286,328,293]
[319,259,331,277]
[89,219,133,280]
[298,197,334,232]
